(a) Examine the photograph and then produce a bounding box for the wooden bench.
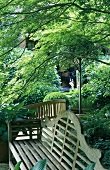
[8,110,106,170]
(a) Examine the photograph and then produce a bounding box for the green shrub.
[67,89,94,109]
[80,109,110,169]
[81,84,96,108]
[80,110,110,143]
[82,64,110,109]
[99,104,110,118]
[67,89,79,108]
[43,92,70,108]
[16,85,60,105]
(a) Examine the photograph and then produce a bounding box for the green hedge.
[43,92,70,108]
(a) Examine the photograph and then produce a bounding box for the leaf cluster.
[0,102,35,141]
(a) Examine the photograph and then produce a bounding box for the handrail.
[24,99,66,119]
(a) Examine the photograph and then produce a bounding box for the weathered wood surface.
[25,99,66,119]
[8,109,107,170]
[41,111,106,170]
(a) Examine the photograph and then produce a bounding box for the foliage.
[82,63,110,109]
[80,109,110,169]
[14,159,47,170]
[0,48,61,104]
[14,161,22,170]
[0,102,35,141]
[67,89,79,108]
[19,86,58,106]
[0,122,8,141]
[30,159,47,170]
[100,104,110,119]
[80,110,110,143]
[101,149,110,169]
[43,91,70,107]
[79,62,110,169]
[0,0,110,54]
[67,88,94,109]
[84,163,95,170]
[0,0,110,104]
[16,70,61,106]
[0,2,109,167]
[0,102,35,121]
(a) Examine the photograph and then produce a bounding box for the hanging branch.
[2,1,110,15]
[0,0,15,10]
[89,58,110,65]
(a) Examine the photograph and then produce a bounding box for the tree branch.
[3,1,110,15]
[56,51,110,65]
[65,17,110,25]
[89,58,110,65]
[0,38,26,58]
[1,54,56,103]
[72,2,110,14]
[93,34,110,43]
[0,0,15,10]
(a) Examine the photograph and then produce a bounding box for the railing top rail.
[24,99,66,110]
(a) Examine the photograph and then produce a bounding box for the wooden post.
[79,58,82,114]
[53,102,56,117]
[8,122,12,165]
[8,122,12,142]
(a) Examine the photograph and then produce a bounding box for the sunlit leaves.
[0,0,110,104]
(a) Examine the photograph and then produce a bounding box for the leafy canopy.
[0,0,110,103]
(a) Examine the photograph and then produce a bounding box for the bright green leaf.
[14,161,22,170]
[30,159,47,170]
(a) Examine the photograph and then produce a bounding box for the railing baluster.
[24,99,66,120]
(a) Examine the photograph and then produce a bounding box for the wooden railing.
[24,99,66,119]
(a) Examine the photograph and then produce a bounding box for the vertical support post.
[8,122,12,166]
[79,58,82,114]
[53,102,56,118]
[29,127,32,139]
